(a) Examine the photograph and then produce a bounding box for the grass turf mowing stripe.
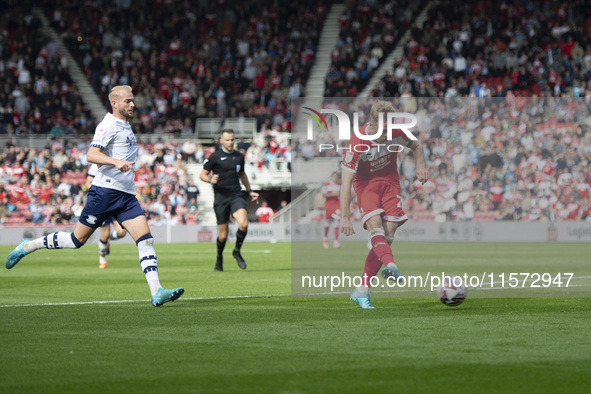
[2,279,591,308]
[1,242,590,393]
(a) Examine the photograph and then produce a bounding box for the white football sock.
[98,240,109,257]
[137,235,161,296]
[26,232,80,253]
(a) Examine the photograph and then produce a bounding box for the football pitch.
[1,241,590,393]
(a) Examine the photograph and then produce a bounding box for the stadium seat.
[473,211,497,222]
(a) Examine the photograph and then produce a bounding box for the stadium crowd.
[0,136,202,226]
[0,4,94,137]
[325,0,425,97]
[373,0,591,99]
[301,95,591,223]
[2,0,591,225]
[2,0,328,137]
[0,132,294,226]
[49,0,327,134]
[381,0,591,222]
[326,0,591,100]
[402,97,591,223]
[301,0,591,223]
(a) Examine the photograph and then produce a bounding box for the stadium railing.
[195,118,258,140]
[271,186,320,224]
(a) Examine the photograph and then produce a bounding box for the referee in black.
[200,129,259,271]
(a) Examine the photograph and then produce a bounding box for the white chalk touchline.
[1,276,590,308]
[2,284,591,308]
[0,294,293,308]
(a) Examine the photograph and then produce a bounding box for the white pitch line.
[3,282,591,308]
[0,294,292,308]
[1,277,590,308]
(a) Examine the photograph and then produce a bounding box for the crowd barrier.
[1,222,590,245]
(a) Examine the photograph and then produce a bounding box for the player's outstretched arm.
[340,169,355,236]
[409,141,429,184]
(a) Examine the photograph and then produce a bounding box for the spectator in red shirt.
[256,201,275,223]
[489,180,504,210]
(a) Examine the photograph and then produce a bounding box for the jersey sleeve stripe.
[90,143,105,149]
[341,164,356,173]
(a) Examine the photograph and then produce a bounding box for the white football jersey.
[89,113,137,194]
[87,163,98,177]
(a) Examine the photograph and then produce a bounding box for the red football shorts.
[354,179,408,227]
[325,200,341,220]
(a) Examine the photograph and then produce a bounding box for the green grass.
[293,242,591,298]
[1,242,590,393]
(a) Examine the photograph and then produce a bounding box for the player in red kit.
[322,172,342,248]
[340,100,430,309]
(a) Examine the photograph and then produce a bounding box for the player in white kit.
[6,86,184,307]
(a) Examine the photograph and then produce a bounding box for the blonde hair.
[370,100,394,124]
[108,85,133,103]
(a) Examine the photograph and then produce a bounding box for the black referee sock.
[217,237,226,257]
[235,229,247,251]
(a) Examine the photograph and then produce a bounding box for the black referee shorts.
[214,192,247,225]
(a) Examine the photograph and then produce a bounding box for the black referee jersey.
[203,148,246,195]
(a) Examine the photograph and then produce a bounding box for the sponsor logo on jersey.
[345,151,354,163]
[126,136,137,147]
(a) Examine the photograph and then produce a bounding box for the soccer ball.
[437,276,467,306]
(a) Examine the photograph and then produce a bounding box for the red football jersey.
[341,123,413,182]
[322,181,341,218]
[322,181,341,203]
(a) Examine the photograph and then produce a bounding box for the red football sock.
[324,224,329,238]
[362,249,382,287]
[334,226,339,241]
[370,233,395,266]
